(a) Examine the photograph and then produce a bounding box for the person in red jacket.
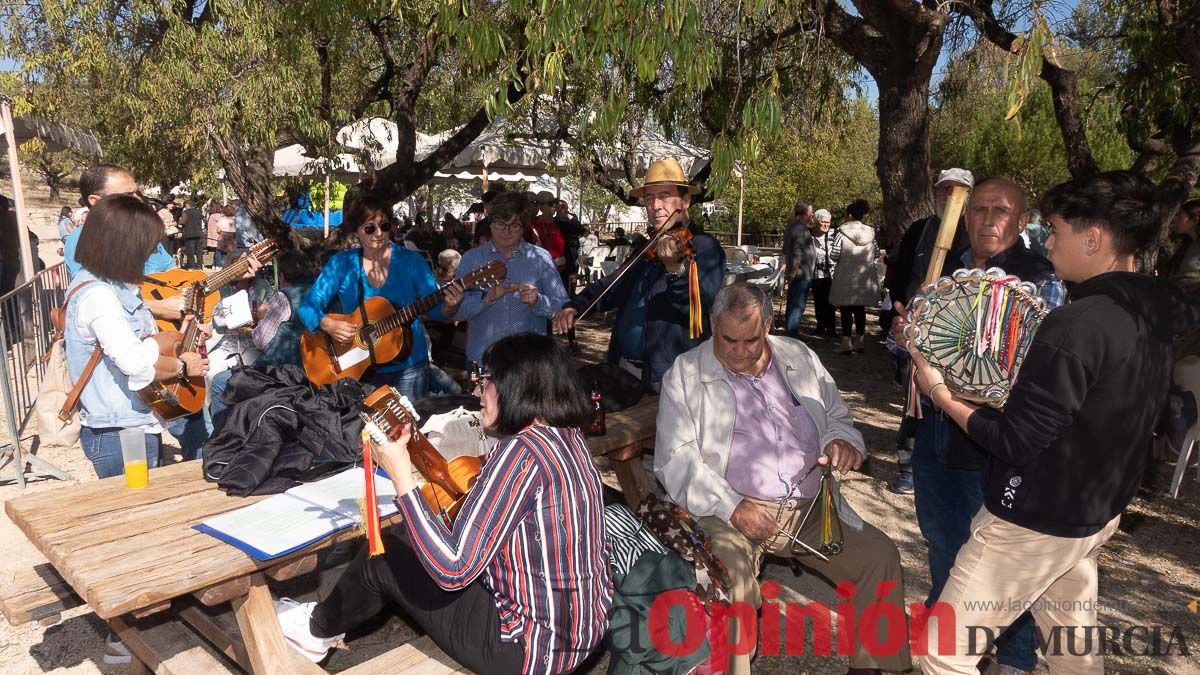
[529,190,566,274]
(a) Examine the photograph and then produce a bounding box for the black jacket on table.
[968,273,1200,537]
[566,222,725,386]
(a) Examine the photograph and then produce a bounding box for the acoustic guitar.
[142,240,280,332]
[136,281,208,420]
[359,385,482,525]
[300,260,507,387]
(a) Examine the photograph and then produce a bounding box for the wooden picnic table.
[3,395,659,674]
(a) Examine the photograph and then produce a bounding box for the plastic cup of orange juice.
[119,428,149,489]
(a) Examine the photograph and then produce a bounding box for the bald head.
[966,177,1028,265]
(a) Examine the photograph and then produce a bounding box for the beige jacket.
[653,335,865,523]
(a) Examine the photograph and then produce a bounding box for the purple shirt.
[725,356,823,500]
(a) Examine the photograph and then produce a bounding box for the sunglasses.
[359,222,393,235]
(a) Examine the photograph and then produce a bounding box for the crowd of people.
[54,157,1200,674]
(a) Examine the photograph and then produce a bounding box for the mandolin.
[358,385,482,525]
[136,281,208,420]
[142,240,280,332]
[300,260,507,387]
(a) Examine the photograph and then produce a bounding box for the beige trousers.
[921,508,1121,674]
[699,495,913,674]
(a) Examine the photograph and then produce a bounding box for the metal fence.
[0,263,73,487]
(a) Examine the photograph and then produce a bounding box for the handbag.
[35,282,104,447]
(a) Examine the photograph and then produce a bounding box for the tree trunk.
[205,124,298,247]
[874,66,937,246]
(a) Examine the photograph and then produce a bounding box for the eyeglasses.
[492,219,524,232]
[359,222,393,235]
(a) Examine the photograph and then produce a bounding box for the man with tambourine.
[908,171,1200,673]
[655,283,912,675]
[892,176,1065,675]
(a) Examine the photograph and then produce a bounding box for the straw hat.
[630,158,702,199]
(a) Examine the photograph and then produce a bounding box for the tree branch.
[957,0,1099,178]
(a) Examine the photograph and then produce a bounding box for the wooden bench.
[0,562,84,626]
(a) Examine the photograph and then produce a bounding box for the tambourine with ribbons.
[904,267,1048,407]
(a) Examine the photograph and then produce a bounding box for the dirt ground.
[1,176,1198,673]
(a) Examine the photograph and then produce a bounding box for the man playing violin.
[552,158,725,389]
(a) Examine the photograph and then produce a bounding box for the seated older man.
[655,283,912,675]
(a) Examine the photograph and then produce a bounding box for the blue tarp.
[281,208,343,227]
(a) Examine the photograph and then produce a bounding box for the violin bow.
[575,208,684,321]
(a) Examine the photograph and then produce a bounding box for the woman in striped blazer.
[278,333,613,674]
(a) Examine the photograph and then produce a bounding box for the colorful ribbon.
[361,429,386,556]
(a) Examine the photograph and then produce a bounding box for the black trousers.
[182,237,204,269]
[811,278,836,333]
[839,305,866,336]
[310,527,526,675]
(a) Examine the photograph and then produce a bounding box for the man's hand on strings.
[372,422,417,496]
[442,282,464,316]
[552,306,578,334]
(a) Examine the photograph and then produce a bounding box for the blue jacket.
[299,244,446,371]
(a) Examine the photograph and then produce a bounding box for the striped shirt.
[394,425,613,674]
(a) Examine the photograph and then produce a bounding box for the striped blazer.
[395,425,613,674]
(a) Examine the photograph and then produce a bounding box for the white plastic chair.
[1170,357,1200,498]
[724,246,749,264]
[587,245,611,282]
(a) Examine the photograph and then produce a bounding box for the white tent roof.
[335,116,709,180]
[272,144,362,177]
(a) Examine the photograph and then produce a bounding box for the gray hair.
[711,282,772,329]
[813,208,832,222]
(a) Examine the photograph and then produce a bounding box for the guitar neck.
[367,280,462,338]
[202,261,249,294]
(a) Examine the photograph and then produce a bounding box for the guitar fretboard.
[365,280,464,342]
[202,259,252,293]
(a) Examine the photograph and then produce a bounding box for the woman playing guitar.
[63,195,211,478]
[275,334,612,673]
[297,196,463,400]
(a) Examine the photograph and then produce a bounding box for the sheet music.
[197,468,399,560]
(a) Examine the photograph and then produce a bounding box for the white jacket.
[653,335,865,523]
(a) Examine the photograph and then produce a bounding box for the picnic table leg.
[232,572,325,675]
[610,442,647,509]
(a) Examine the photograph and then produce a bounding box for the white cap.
[935,168,975,189]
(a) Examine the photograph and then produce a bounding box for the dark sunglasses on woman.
[360,222,393,235]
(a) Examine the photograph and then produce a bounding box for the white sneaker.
[274,597,343,662]
[103,632,131,665]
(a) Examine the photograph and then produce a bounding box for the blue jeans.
[372,362,431,402]
[912,409,1038,671]
[785,278,811,337]
[80,426,162,479]
[209,369,234,421]
[170,411,209,462]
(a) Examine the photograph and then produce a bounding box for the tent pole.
[736,173,745,247]
[1,101,35,283]
[555,173,561,199]
[482,164,489,193]
[323,174,331,238]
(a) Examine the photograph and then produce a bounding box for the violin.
[641,216,695,262]
[576,208,690,320]
[358,386,482,525]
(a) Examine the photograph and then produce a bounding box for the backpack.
[34,282,103,448]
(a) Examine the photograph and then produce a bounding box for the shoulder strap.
[50,280,98,334]
[54,280,104,421]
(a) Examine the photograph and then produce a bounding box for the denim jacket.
[65,269,159,428]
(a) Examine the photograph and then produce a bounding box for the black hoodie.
[967,272,1200,537]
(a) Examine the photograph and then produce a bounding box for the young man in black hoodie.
[911,171,1200,673]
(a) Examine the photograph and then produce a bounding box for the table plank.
[5,461,404,619]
